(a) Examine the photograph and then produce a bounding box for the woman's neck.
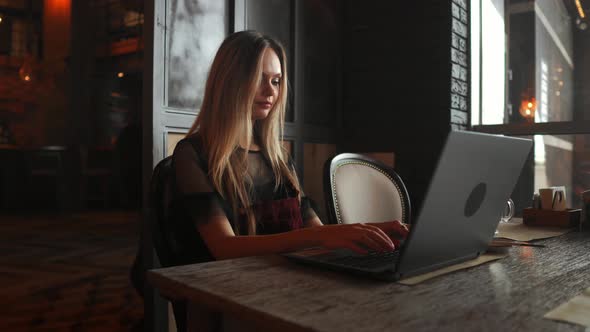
[239,137,261,152]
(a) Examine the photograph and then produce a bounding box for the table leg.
[186,302,222,332]
[186,302,260,332]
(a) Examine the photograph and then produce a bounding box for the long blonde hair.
[187,30,300,235]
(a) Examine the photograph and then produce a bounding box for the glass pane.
[513,134,590,211]
[534,0,573,124]
[166,0,228,111]
[481,0,506,125]
[474,0,587,125]
[534,134,577,207]
[470,0,481,126]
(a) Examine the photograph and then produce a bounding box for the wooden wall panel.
[282,140,293,157]
[363,152,395,168]
[303,143,337,223]
[166,132,186,157]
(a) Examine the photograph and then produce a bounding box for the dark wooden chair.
[130,156,188,332]
[26,146,69,210]
[324,153,411,225]
[79,145,114,209]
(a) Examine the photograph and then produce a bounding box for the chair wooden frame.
[149,156,176,268]
[323,153,411,225]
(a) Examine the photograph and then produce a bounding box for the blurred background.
[1,0,590,331]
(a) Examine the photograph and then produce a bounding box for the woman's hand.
[367,220,409,248]
[310,223,397,254]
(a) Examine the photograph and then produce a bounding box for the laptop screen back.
[396,131,532,277]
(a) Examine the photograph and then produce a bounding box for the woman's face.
[252,48,282,120]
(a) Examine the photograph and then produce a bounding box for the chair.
[324,153,411,225]
[148,156,177,268]
[130,156,188,332]
[26,146,69,210]
[131,156,176,292]
[79,145,113,209]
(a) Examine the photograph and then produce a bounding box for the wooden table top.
[148,231,590,332]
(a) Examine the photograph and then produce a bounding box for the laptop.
[284,130,533,281]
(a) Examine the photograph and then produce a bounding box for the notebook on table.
[284,131,533,281]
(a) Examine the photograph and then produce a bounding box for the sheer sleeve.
[300,195,319,222]
[286,156,319,223]
[173,140,227,224]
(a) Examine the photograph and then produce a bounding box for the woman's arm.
[197,216,397,260]
[305,216,323,227]
[367,220,409,247]
[304,216,408,246]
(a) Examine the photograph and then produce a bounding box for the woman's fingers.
[319,223,400,254]
[340,242,369,255]
[381,220,409,238]
[392,220,409,234]
[358,224,395,251]
[361,232,394,252]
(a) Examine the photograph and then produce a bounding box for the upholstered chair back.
[324,153,411,225]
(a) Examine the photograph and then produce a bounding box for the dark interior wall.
[574,19,590,123]
[507,11,535,214]
[70,0,94,146]
[573,18,590,197]
[508,12,535,124]
[300,0,342,127]
[341,0,465,215]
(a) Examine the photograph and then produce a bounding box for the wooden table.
[148,231,590,331]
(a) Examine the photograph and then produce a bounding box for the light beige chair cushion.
[333,162,404,224]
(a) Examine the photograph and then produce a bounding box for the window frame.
[470,0,590,137]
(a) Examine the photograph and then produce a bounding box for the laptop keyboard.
[315,250,400,270]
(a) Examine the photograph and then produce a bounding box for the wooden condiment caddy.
[522,208,581,228]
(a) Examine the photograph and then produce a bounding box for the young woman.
[172,30,408,265]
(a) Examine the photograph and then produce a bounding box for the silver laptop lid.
[397,131,532,277]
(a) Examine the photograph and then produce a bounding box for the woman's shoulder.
[172,134,207,167]
[173,134,203,156]
[176,133,202,150]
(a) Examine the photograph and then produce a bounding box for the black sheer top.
[168,135,317,265]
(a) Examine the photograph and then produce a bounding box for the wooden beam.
[473,121,590,136]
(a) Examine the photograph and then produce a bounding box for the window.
[471,0,590,210]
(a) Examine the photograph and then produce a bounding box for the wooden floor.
[0,211,144,331]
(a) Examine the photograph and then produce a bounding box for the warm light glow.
[46,0,71,13]
[576,0,586,19]
[117,72,124,78]
[19,56,34,82]
[519,97,536,120]
[0,16,3,24]
[519,246,534,260]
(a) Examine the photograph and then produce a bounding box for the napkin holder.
[523,208,581,228]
